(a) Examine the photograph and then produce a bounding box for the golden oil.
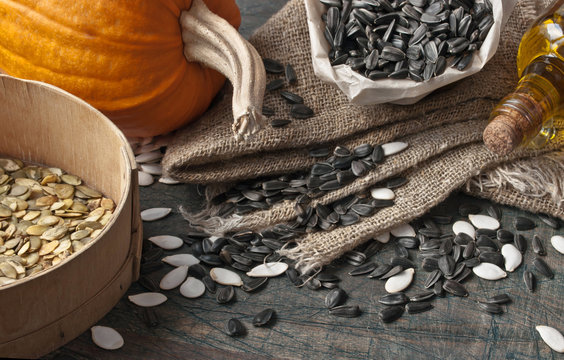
[484,0,564,155]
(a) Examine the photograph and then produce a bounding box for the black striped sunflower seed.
[486,203,502,220]
[280,91,304,104]
[514,216,536,231]
[409,291,435,302]
[513,233,527,253]
[202,275,217,294]
[442,279,468,297]
[397,237,420,249]
[367,264,393,279]
[533,257,554,279]
[285,63,297,84]
[477,302,503,314]
[379,292,409,306]
[241,277,268,293]
[290,104,314,119]
[380,265,404,280]
[270,119,292,128]
[216,285,235,304]
[434,280,445,297]
[497,229,514,243]
[225,318,246,336]
[537,213,560,229]
[523,270,535,292]
[253,308,275,327]
[424,269,442,289]
[379,305,405,323]
[532,235,546,256]
[266,78,285,91]
[454,232,473,246]
[483,294,511,304]
[438,255,455,276]
[325,288,347,308]
[349,262,377,276]
[263,58,284,74]
[329,305,361,318]
[461,242,475,259]
[407,301,433,314]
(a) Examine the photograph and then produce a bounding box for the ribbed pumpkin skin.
[0,0,241,137]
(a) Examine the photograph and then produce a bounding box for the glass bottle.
[484,0,564,155]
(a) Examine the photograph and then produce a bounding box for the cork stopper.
[483,114,524,156]
[483,92,544,156]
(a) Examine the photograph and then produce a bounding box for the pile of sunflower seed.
[262,59,315,127]
[0,158,115,285]
[316,201,562,324]
[320,0,495,81]
[210,141,406,217]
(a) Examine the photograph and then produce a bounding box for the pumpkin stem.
[180,0,266,140]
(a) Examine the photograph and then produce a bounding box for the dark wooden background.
[44,1,563,359]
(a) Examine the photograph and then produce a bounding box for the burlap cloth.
[164,0,564,271]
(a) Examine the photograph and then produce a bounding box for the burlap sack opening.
[183,118,490,235]
[162,0,536,184]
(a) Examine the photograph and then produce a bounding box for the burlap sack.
[162,0,535,183]
[165,0,563,271]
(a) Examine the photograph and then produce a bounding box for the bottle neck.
[490,56,563,145]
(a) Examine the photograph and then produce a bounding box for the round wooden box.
[0,75,142,358]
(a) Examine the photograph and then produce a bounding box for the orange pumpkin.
[0,0,249,138]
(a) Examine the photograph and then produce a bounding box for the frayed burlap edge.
[464,150,564,219]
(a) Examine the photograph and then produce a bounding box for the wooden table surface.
[44,1,563,359]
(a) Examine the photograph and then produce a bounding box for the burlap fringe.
[466,150,564,209]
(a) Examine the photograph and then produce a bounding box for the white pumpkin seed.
[468,214,500,230]
[384,268,415,293]
[381,142,409,156]
[159,265,189,290]
[472,263,507,280]
[180,277,206,299]
[91,325,124,350]
[159,176,181,185]
[390,223,416,238]
[210,267,243,286]
[140,163,163,176]
[536,325,564,353]
[374,231,390,243]
[128,292,168,307]
[246,262,288,277]
[140,207,171,222]
[138,171,154,187]
[501,244,522,272]
[135,151,163,164]
[148,235,183,250]
[551,235,564,255]
[452,220,476,239]
[370,188,395,200]
[162,253,200,267]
